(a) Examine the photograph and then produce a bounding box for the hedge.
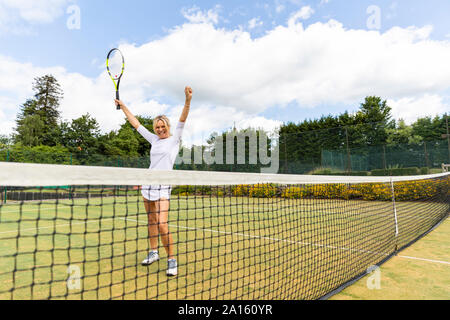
[171,177,449,202]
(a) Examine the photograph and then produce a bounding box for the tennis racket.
[106,48,125,110]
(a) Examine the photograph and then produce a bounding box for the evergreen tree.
[15,75,63,146]
[205,127,272,172]
[15,114,45,147]
[278,96,395,173]
[357,96,394,146]
[411,115,447,141]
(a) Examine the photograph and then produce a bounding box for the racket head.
[106,48,125,81]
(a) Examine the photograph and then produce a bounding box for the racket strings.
[107,50,124,81]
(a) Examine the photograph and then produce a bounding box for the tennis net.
[0,162,448,300]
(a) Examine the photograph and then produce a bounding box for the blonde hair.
[153,115,171,135]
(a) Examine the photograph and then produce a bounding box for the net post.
[390,178,399,251]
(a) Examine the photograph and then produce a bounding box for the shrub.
[371,169,388,176]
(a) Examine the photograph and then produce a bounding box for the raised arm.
[115,99,141,129]
[179,86,193,123]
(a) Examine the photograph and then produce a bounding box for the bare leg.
[157,198,175,260]
[144,198,159,251]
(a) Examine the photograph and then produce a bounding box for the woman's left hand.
[185,86,193,102]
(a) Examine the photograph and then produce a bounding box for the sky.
[1,0,450,146]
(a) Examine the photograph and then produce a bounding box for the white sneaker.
[167,259,177,276]
[142,251,159,266]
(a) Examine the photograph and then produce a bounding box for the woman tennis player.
[115,86,192,276]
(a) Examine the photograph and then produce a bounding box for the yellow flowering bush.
[393,178,449,201]
[281,186,310,199]
[177,176,448,202]
[248,184,278,198]
[278,177,448,202]
[233,185,250,197]
[350,183,392,201]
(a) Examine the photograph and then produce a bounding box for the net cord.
[1,161,449,187]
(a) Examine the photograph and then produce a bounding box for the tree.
[411,115,447,141]
[357,96,393,146]
[0,134,12,149]
[101,116,154,157]
[14,115,45,147]
[205,127,273,172]
[102,126,140,157]
[15,75,63,146]
[6,144,71,164]
[32,74,63,127]
[278,96,396,173]
[122,115,154,156]
[386,119,422,146]
[61,114,101,155]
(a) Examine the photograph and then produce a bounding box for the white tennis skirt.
[141,185,172,201]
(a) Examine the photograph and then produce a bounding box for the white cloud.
[169,106,282,146]
[0,0,72,34]
[0,55,67,135]
[287,6,315,26]
[248,17,263,30]
[237,116,282,134]
[388,94,448,125]
[0,96,17,135]
[5,0,69,23]
[2,11,450,141]
[181,5,220,25]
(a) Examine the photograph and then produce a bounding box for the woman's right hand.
[115,99,123,109]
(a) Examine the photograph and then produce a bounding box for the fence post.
[345,127,352,173]
[284,135,288,174]
[424,141,430,168]
[3,150,10,203]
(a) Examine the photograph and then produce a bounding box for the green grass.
[331,217,450,300]
[0,194,448,300]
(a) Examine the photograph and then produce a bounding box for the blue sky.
[5,1,450,76]
[1,0,450,145]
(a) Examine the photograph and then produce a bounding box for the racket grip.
[116,91,120,110]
